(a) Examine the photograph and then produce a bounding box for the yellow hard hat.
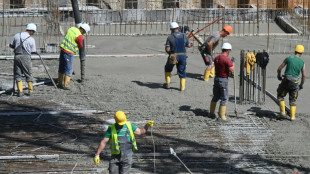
[115,111,127,125]
[295,45,304,53]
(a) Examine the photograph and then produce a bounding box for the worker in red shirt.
[209,43,234,121]
[58,23,90,89]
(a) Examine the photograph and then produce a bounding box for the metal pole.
[239,50,245,104]
[70,0,86,82]
[257,0,259,35]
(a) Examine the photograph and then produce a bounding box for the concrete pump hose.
[35,53,57,89]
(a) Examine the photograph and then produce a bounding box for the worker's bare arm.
[134,124,149,135]
[95,137,110,156]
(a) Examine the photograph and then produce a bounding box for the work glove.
[147,120,154,127]
[277,75,282,81]
[231,57,235,63]
[199,45,205,52]
[299,85,303,90]
[204,56,210,63]
[94,155,100,165]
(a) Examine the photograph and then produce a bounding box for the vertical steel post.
[239,50,245,104]
[70,0,86,82]
[257,0,259,35]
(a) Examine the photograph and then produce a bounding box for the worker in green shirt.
[94,111,154,174]
[277,45,306,121]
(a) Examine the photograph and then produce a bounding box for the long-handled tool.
[35,53,57,89]
[232,57,238,117]
[170,147,193,174]
[188,17,223,39]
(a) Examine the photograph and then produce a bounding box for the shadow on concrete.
[247,106,289,121]
[0,99,309,173]
[179,105,216,119]
[132,80,180,91]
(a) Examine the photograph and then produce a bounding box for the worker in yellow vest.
[94,111,154,174]
[58,23,90,89]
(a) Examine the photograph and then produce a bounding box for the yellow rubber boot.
[163,72,171,89]
[165,72,171,84]
[209,66,215,78]
[58,72,64,88]
[64,75,70,90]
[180,78,186,91]
[290,105,296,121]
[204,69,210,81]
[218,105,227,121]
[27,82,33,96]
[209,101,217,118]
[16,81,24,97]
[279,101,286,116]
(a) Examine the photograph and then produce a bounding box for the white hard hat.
[79,23,90,34]
[170,22,179,29]
[222,43,232,50]
[26,23,36,32]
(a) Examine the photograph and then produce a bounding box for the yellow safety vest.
[60,27,81,54]
[109,121,138,155]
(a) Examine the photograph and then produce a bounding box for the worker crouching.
[209,43,234,121]
[199,25,232,81]
[94,111,154,173]
[276,45,306,121]
[163,22,193,91]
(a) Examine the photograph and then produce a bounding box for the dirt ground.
[1,35,310,173]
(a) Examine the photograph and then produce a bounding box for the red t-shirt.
[214,54,233,78]
[61,35,84,54]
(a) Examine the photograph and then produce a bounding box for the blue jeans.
[212,77,229,106]
[164,55,187,78]
[58,50,73,76]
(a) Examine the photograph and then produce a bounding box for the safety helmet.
[114,111,127,125]
[223,25,232,35]
[222,42,232,50]
[295,45,304,53]
[26,23,37,32]
[79,23,90,34]
[170,22,179,29]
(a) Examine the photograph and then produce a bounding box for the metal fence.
[0,1,309,55]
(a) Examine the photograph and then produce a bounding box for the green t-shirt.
[284,55,304,78]
[104,122,137,141]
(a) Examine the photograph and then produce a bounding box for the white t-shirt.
[10,32,36,55]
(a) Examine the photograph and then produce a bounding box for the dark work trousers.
[212,77,229,106]
[14,54,33,82]
[109,131,133,174]
[164,35,187,78]
[277,78,299,106]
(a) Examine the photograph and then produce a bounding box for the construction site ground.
[1,35,310,174]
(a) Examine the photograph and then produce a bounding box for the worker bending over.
[163,22,193,91]
[199,25,232,81]
[58,23,90,89]
[209,43,234,121]
[10,23,37,97]
[94,111,154,174]
[277,45,306,120]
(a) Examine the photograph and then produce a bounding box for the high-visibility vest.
[109,121,138,155]
[60,27,81,54]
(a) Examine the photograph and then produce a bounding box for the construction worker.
[58,23,90,89]
[163,22,193,91]
[199,25,232,81]
[9,23,37,97]
[209,43,234,121]
[94,111,154,174]
[277,45,306,121]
